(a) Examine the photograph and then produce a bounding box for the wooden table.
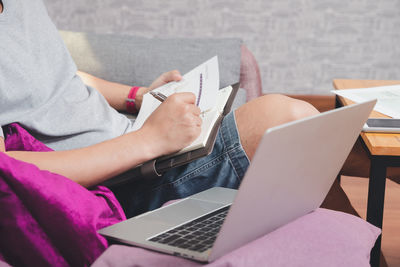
[333,79,400,267]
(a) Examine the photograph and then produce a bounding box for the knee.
[235,94,319,140]
[257,94,319,122]
[234,94,319,160]
[286,96,319,121]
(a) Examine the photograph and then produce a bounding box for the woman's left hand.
[135,70,182,110]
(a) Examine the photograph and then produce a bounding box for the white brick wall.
[44,0,400,95]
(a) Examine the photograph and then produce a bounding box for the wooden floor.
[341,176,400,267]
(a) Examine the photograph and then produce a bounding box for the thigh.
[110,111,250,218]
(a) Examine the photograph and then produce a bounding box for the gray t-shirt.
[0,0,134,150]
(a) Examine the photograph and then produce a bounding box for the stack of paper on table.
[332,84,400,118]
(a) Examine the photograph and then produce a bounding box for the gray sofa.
[60,31,263,109]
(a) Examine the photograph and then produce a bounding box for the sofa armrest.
[240,45,262,101]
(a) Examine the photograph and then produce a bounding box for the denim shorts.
[110,111,250,218]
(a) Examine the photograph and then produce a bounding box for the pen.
[150,91,208,116]
[149,91,168,102]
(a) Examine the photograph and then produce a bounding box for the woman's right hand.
[139,92,202,157]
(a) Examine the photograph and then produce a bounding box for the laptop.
[99,100,376,262]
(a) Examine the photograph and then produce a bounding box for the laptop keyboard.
[148,205,230,253]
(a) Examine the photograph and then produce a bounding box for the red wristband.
[126,86,141,114]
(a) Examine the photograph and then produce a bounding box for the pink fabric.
[0,123,126,267]
[240,45,262,101]
[92,208,380,267]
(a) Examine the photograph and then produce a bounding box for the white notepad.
[131,56,232,155]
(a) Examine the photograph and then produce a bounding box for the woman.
[0,0,320,217]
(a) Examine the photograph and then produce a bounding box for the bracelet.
[126,86,141,114]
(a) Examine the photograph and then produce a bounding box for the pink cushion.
[92,208,380,267]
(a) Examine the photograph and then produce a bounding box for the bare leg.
[235,94,319,160]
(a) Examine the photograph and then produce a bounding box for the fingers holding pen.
[163,93,202,139]
[189,105,202,127]
[164,92,196,105]
[185,106,202,127]
[163,93,202,127]
[141,91,203,156]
